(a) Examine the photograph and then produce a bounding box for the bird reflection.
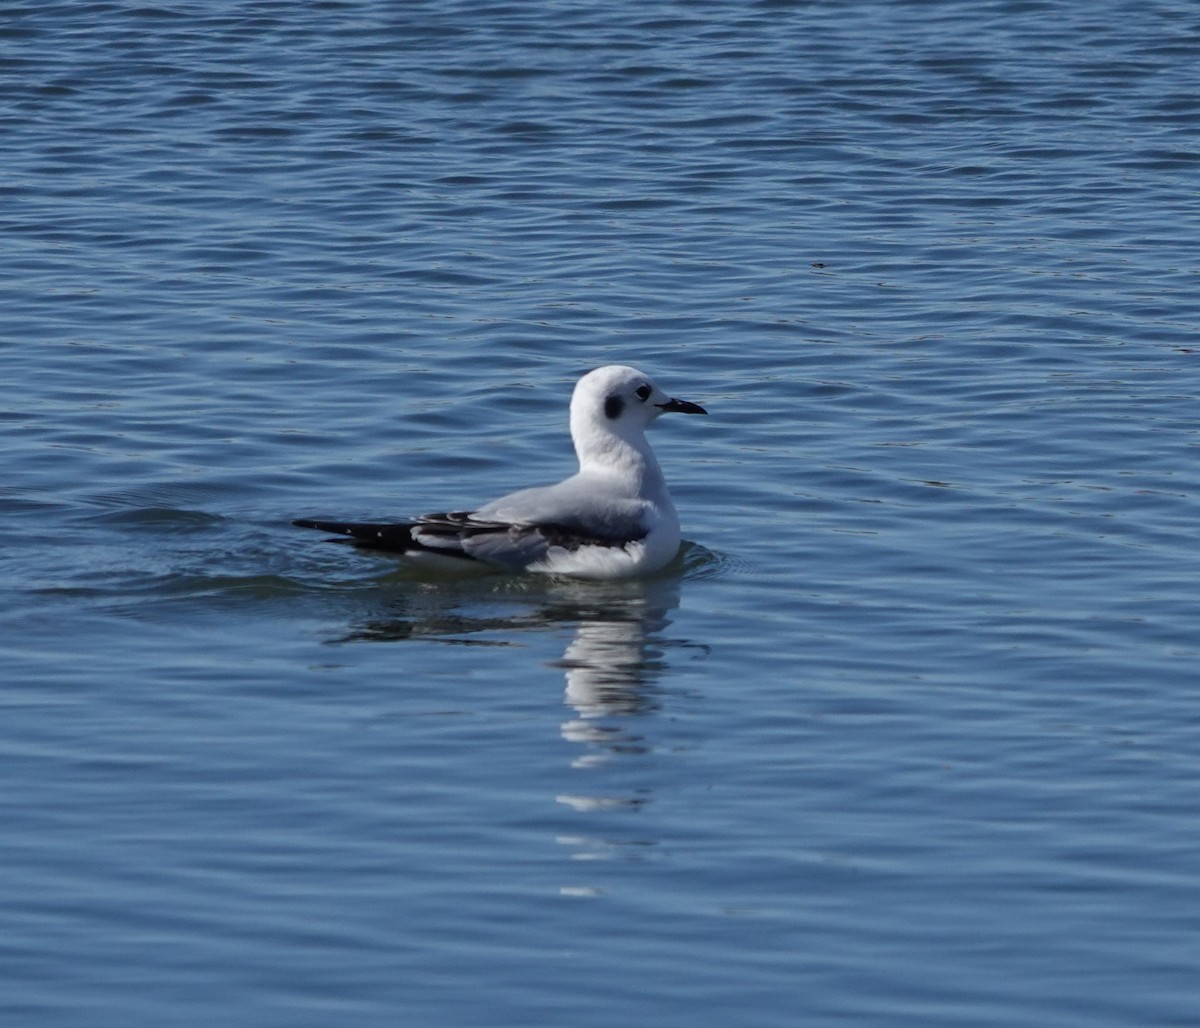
[339,573,688,724]
[335,559,711,894]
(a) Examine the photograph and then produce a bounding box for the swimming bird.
[292,365,707,580]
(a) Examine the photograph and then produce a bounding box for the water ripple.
[4,2,1200,1026]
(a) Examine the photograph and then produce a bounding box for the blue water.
[4,1,1200,1025]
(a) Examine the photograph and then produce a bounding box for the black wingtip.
[291,518,422,554]
[292,518,356,534]
[292,517,372,537]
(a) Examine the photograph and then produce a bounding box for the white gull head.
[569,364,707,480]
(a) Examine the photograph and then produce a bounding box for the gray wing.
[297,482,657,568]
[294,477,652,571]
[414,502,650,571]
[472,476,653,540]
[423,476,653,569]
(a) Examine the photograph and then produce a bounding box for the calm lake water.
[4,1,1200,1025]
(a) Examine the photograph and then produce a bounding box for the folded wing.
[291,510,647,572]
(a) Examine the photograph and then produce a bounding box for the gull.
[292,365,707,580]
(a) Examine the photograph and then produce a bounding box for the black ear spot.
[604,394,624,420]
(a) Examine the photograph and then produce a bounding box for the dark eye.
[635,384,652,401]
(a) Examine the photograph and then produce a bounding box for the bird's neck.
[574,424,665,494]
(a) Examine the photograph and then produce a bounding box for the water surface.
[4,2,1200,1025]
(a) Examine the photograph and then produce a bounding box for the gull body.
[293,365,707,580]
